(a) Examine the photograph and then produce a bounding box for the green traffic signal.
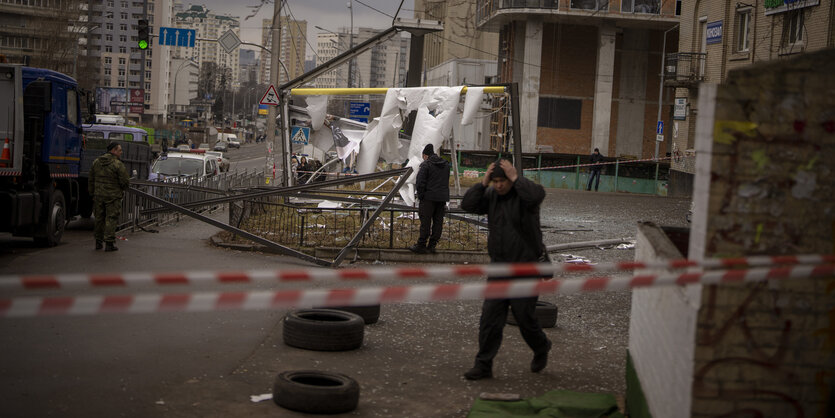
[138,40,148,50]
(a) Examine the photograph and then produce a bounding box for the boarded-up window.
[538,97,582,130]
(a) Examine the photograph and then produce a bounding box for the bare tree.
[27,0,86,75]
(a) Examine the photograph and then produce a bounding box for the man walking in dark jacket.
[89,142,130,251]
[460,159,552,380]
[409,144,450,254]
[587,148,604,191]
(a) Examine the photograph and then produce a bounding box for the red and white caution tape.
[2,254,832,291]
[1,264,832,317]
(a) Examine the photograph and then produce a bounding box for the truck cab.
[0,64,84,245]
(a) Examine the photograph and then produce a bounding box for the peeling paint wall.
[689,48,835,417]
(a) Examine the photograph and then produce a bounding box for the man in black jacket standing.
[460,159,552,380]
[409,144,450,254]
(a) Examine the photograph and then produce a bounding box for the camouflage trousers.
[94,197,122,243]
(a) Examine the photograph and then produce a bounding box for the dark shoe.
[105,242,119,252]
[95,240,103,250]
[427,245,437,254]
[531,340,552,373]
[408,244,428,254]
[463,367,492,380]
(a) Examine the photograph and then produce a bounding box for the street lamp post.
[348,0,354,88]
[172,59,195,118]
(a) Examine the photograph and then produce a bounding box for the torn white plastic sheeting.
[333,125,364,162]
[616,242,636,250]
[561,254,591,264]
[250,394,273,403]
[461,87,484,126]
[356,118,382,174]
[305,96,328,131]
[317,200,341,209]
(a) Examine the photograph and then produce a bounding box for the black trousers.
[474,295,550,372]
[417,199,445,247]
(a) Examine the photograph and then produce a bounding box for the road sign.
[656,134,664,142]
[656,121,664,135]
[291,126,310,145]
[218,30,241,54]
[260,85,280,106]
[158,27,195,47]
[349,101,370,122]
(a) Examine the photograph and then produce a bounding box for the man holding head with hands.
[460,159,552,380]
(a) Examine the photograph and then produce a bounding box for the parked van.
[149,151,219,182]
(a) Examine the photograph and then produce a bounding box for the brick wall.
[689,48,835,418]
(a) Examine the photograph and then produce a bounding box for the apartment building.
[0,0,85,78]
[259,16,306,85]
[476,0,682,157]
[667,0,835,196]
[172,4,240,90]
[314,28,408,89]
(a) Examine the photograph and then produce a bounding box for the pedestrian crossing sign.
[291,126,310,145]
[259,85,280,106]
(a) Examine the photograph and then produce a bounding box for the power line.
[354,0,394,18]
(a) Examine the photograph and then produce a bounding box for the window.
[105,45,112,52]
[67,89,78,124]
[104,57,112,64]
[120,12,127,19]
[120,1,127,7]
[105,34,112,41]
[118,57,125,64]
[120,24,127,31]
[104,68,111,75]
[538,97,582,130]
[118,69,125,76]
[623,0,660,14]
[118,80,125,87]
[145,71,151,78]
[783,10,804,46]
[119,46,126,53]
[676,0,682,15]
[106,23,113,30]
[106,0,113,6]
[735,9,751,52]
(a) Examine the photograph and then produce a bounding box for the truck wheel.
[273,370,359,414]
[283,309,364,351]
[35,190,66,247]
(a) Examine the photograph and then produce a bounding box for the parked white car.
[205,150,230,172]
[149,151,219,182]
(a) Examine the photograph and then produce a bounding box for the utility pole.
[266,0,284,185]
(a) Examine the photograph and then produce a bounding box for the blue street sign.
[706,20,723,45]
[158,27,196,47]
[656,121,664,135]
[291,126,310,145]
[349,101,370,123]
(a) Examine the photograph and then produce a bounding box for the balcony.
[664,52,707,87]
[477,0,675,31]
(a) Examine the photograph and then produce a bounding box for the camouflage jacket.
[89,152,130,200]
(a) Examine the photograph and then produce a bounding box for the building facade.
[667,0,835,196]
[476,0,681,157]
[173,4,240,92]
[259,16,306,85]
[0,0,86,78]
[314,27,408,89]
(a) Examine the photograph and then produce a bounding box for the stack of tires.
[273,304,380,414]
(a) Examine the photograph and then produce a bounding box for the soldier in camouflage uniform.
[89,142,130,251]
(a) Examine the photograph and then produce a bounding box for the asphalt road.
[0,186,690,417]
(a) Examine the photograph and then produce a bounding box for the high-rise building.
[85,0,174,123]
[0,0,87,78]
[172,4,240,91]
[314,27,408,89]
[259,16,307,85]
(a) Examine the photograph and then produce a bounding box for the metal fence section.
[117,169,266,232]
[229,196,487,253]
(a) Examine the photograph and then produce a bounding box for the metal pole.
[655,25,679,161]
[348,0,354,88]
[509,82,523,176]
[267,0,284,185]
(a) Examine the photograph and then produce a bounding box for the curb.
[210,234,490,264]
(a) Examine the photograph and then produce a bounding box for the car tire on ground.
[283,309,364,351]
[273,370,360,414]
[507,301,558,328]
[321,305,381,325]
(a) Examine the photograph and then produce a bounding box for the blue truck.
[0,64,148,246]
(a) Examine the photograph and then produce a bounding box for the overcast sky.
[194,0,416,58]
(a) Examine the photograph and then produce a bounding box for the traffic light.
[137,19,149,50]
